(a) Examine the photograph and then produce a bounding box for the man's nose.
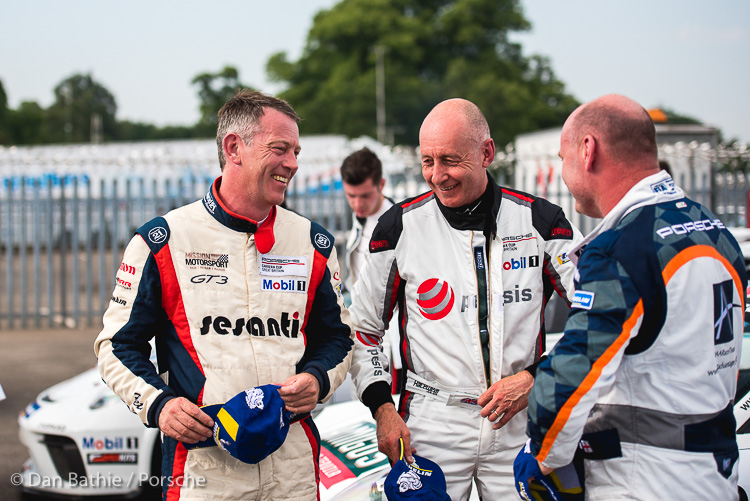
[430,162,448,185]
[285,152,299,173]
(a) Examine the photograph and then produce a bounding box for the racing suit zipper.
[473,232,491,389]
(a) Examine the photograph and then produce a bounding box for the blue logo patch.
[714,279,738,345]
[572,290,595,310]
[650,178,676,194]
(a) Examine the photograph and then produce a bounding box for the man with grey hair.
[348,98,581,499]
[95,89,353,500]
[525,94,746,499]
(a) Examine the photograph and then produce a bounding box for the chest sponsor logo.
[200,313,300,338]
[191,274,228,284]
[416,278,455,320]
[185,252,229,270]
[572,290,595,310]
[262,277,307,293]
[503,256,539,270]
[557,253,570,265]
[259,255,308,276]
[502,233,536,243]
[503,285,533,304]
[714,279,739,345]
[461,295,478,312]
[148,227,168,244]
[656,219,725,239]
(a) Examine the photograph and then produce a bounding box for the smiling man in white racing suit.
[526,94,747,500]
[95,91,353,501]
[348,98,582,500]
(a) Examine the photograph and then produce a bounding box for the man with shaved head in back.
[524,95,747,499]
[348,98,582,499]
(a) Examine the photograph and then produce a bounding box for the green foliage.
[191,66,250,136]
[267,0,579,146]
[10,102,49,145]
[45,73,119,143]
[0,80,10,144]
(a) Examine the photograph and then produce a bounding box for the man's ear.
[223,133,242,166]
[378,177,386,191]
[481,138,496,168]
[580,134,596,172]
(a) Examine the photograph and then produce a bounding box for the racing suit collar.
[202,176,277,253]
[434,172,500,239]
[568,170,684,266]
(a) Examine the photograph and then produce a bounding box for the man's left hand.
[478,370,534,429]
[277,373,320,414]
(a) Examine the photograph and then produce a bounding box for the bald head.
[418,98,495,207]
[421,98,491,146]
[566,94,658,165]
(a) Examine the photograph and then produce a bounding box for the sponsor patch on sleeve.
[572,290,595,310]
[557,253,570,265]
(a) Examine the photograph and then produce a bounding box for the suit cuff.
[362,381,394,417]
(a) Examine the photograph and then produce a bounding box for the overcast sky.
[2,0,748,143]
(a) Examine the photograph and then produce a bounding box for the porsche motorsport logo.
[416,278,454,320]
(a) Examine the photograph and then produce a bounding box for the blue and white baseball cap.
[384,439,451,500]
[513,439,584,501]
[184,384,291,464]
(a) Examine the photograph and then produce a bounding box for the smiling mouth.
[272,175,289,185]
[439,183,458,191]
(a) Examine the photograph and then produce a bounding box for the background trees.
[266,0,579,146]
[191,66,249,136]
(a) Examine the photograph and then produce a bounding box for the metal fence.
[0,163,745,330]
[0,168,433,330]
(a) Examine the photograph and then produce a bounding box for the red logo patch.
[551,227,572,237]
[370,240,388,251]
[416,278,454,320]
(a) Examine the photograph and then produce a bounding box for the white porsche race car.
[16,370,390,500]
[17,332,750,500]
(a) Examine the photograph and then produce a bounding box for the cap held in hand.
[184,384,291,464]
[384,438,452,500]
[513,439,584,501]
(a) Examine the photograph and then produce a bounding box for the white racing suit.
[349,175,580,500]
[94,177,354,500]
[527,172,747,500]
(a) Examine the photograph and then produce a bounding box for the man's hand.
[158,397,214,443]
[478,370,534,429]
[538,461,554,476]
[277,373,320,414]
[374,403,415,464]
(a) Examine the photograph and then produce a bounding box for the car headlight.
[89,394,118,410]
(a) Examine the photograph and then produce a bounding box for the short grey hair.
[215,89,300,169]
